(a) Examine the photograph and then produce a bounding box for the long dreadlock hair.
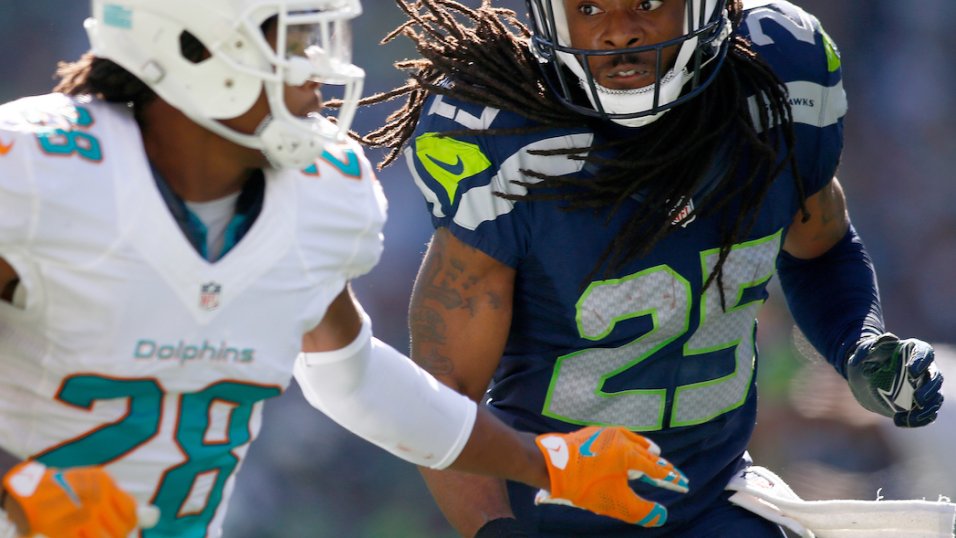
[362,0,806,297]
[54,53,157,111]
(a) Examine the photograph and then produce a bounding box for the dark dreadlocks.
[363,0,805,296]
[54,53,157,111]
[362,0,571,162]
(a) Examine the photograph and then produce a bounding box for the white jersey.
[0,94,386,537]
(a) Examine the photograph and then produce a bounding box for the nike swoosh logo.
[0,140,13,155]
[877,348,914,411]
[425,154,465,176]
[579,429,603,457]
[52,471,81,506]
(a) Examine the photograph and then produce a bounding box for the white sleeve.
[293,314,477,469]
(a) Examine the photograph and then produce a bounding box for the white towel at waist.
[726,465,956,538]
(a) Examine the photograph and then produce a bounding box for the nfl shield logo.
[199,282,222,311]
[670,197,696,228]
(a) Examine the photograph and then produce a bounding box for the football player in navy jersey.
[362,0,946,536]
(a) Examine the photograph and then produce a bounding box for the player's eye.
[637,0,664,10]
[285,25,317,57]
[578,3,605,16]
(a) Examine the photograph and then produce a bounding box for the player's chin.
[294,102,323,118]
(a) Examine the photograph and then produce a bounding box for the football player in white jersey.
[0,1,691,537]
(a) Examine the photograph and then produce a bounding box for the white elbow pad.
[293,314,477,469]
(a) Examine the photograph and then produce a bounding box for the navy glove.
[845,333,944,427]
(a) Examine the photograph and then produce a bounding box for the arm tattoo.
[419,248,485,316]
[410,240,506,377]
[409,305,446,346]
[815,182,848,243]
[409,305,456,375]
[419,249,464,310]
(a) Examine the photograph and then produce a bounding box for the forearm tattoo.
[410,242,505,377]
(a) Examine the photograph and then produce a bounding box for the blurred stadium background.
[0,1,953,536]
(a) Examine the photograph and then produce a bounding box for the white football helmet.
[85,0,365,169]
[526,0,732,128]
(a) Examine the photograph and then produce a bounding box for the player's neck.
[138,100,265,203]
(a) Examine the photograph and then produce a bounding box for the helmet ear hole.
[179,31,209,64]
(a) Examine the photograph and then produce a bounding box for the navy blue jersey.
[408,1,845,535]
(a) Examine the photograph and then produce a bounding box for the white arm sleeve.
[293,314,477,469]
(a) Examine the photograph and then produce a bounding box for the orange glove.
[2,461,144,538]
[534,426,688,527]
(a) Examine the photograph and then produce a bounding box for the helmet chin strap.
[253,114,286,169]
[555,44,693,128]
[175,109,325,172]
[255,112,339,170]
[589,69,692,128]
[198,81,339,171]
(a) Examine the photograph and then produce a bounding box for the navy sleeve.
[776,225,885,376]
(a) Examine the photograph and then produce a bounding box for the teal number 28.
[35,105,103,162]
[37,375,280,538]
